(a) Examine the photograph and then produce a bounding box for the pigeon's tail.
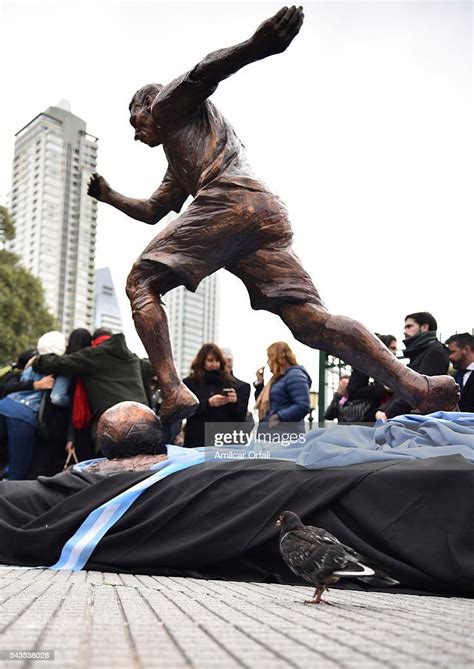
[334,564,376,578]
[334,562,399,587]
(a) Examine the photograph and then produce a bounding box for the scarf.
[71,335,112,430]
[204,370,223,385]
[403,331,439,358]
[92,335,112,348]
[71,380,92,430]
[255,378,274,421]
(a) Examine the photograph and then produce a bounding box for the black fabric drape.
[0,456,472,597]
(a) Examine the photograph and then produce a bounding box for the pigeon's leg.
[304,587,329,605]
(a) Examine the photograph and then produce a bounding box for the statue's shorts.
[128,180,323,313]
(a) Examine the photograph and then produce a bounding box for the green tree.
[0,206,15,246]
[0,208,56,364]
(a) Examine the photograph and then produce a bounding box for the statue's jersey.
[152,68,268,207]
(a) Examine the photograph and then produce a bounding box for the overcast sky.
[1,0,472,389]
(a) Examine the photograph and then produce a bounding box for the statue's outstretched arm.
[87,168,188,224]
[193,6,304,85]
[151,7,304,124]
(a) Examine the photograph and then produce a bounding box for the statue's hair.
[129,83,163,111]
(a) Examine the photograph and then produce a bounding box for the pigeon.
[276,510,399,604]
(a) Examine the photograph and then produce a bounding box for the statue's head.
[97,401,167,459]
[129,83,163,147]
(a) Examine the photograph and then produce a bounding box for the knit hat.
[37,331,66,356]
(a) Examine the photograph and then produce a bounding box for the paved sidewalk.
[0,568,472,668]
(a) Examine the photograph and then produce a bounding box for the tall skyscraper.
[165,274,220,378]
[94,267,123,334]
[9,100,98,334]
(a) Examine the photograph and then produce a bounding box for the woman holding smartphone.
[183,343,245,447]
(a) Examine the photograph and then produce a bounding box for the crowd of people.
[0,328,153,479]
[0,310,472,480]
[325,312,474,424]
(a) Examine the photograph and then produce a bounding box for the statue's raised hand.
[252,6,304,58]
[88,173,111,202]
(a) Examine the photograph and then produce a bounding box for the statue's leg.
[229,245,458,414]
[126,261,198,428]
[277,301,458,413]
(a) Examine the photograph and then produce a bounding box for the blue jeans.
[0,414,36,480]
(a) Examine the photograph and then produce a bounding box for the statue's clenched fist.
[88,173,111,202]
[252,5,304,59]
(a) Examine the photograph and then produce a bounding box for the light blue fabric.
[294,412,474,469]
[204,412,474,468]
[50,375,71,407]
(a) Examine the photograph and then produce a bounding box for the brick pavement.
[0,568,472,668]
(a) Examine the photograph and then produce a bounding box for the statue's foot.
[160,384,199,442]
[414,375,460,415]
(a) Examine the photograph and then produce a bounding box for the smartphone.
[221,388,233,396]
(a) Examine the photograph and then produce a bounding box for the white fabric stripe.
[57,504,119,570]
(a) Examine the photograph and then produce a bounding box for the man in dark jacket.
[33,330,153,434]
[445,333,474,413]
[377,312,449,420]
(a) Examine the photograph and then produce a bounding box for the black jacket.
[345,368,388,422]
[347,368,386,403]
[230,375,251,418]
[33,334,153,429]
[459,371,474,412]
[183,373,247,447]
[0,370,35,398]
[324,393,345,421]
[380,338,449,419]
